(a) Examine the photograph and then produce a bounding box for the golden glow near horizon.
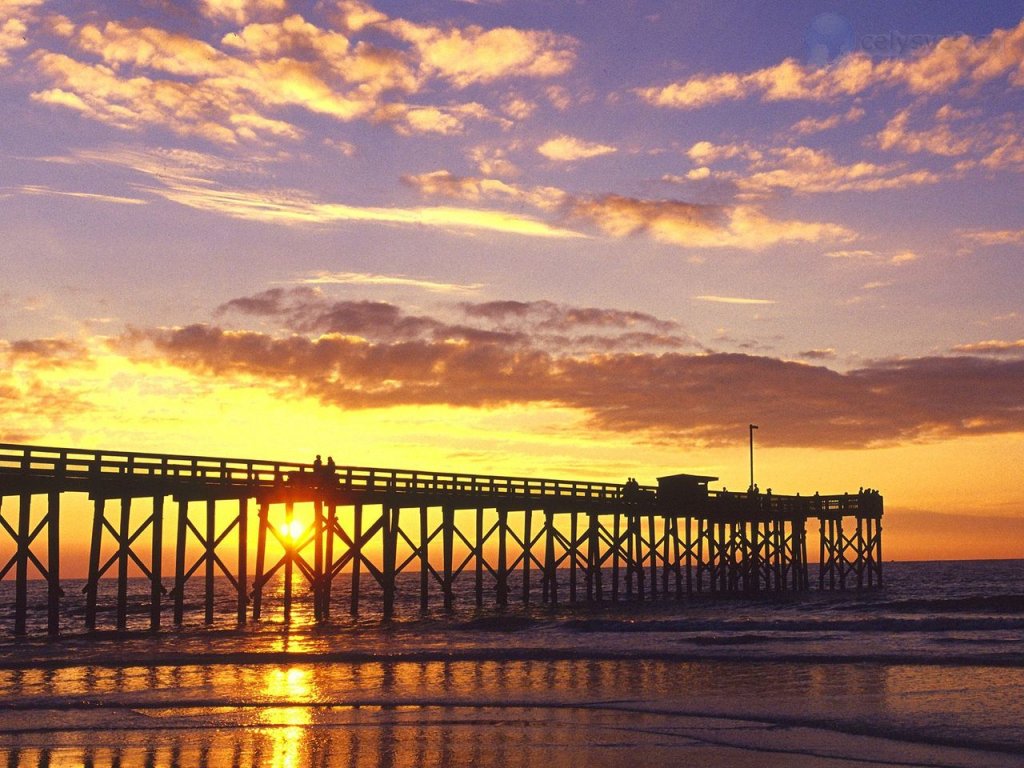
[2,2,1023,563]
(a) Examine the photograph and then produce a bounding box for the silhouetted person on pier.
[326,456,336,484]
[314,455,323,475]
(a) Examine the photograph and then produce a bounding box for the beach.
[1,560,1022,767]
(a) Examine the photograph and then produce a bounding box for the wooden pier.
[0,443,883,635]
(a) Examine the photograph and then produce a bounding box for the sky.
[1,0,1023,562]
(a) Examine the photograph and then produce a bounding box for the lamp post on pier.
[749,423,758,492]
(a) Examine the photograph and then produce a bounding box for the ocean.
[0,559,1021,767]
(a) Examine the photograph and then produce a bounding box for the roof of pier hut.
[657,473,719,501]
[657,473,719,487]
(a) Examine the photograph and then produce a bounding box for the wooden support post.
[496,508,508,606]
[313,498,324,622]
[283,501,294,623]
[116,497,131,631]
[671,517,682,599]
[237,498,248,625]
[475,507,484,608]
[648,515,658,600]
[252,501,269,621]
[836,518,846,590]
[696,518,706,593]
[587,513,599,602]
[322,502,335,620]
[47,490,60,636]
[151,495,163,631]
[800,518,810,590]
[875,518,884,588]
[350,504,362,616]
[662,516,672,598]
[719,522,729,592]
[419,506,429,612]
[15,492,31,635]
[684,516,693,595]
[818,516,826,590]
[543,510,557,605]
[205,499,216,625]
[382,506,398,620]
[569,511,578,604]
[611,513,620,601]
[856,516,865,589]
[173,499,187,625]
[625,515,634,598]
[442,506,454,612]
[635,515,646,600]
[522,509,532,605]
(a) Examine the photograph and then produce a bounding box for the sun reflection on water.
[261,666,315,768]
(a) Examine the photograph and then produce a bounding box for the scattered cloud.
[740,146,942,195]
[798,348,837,360]
[148,177,585,238]
[198,0,287,26]
[826,249,920,265]
[687,140,759,164]
[294,271,484,293]
[383,16,576,88]
[791,106,865,135]
[875,105,1024,172]
[959,228,1024,246]
[537,134,617,162]
[11,184,148,205]
[637,19,1024,109]
[1,1,42,68]
[693,296,776,305]
[468,144,519,177]
[0,338,94,441]
[24,3,575,143]
[568,195,854,250]
[952,339,1024,355]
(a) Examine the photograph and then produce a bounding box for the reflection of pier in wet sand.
[0,442,882,634]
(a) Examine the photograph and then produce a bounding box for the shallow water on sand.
[0,560,1022,766]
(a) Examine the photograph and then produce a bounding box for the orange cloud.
[26,4,573,143]
[406,171,854,250]
[1,0,42,68]
[952,339,1024,355]
[198,0,287,26]
[959,228,1024,246]
[384,17,577,88]
[0,338,94,441]
[791,106,865,135]
[568,195,854,249]
[738,146,942,195]
[402,169,565,210]
[638,19,1024,109]
[537,135,617,162]
[693,296,775,305]
[13,184,147,205]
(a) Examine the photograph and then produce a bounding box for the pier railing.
[0,442,641,503]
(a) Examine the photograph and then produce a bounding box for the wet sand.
[1,658,1021,768]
